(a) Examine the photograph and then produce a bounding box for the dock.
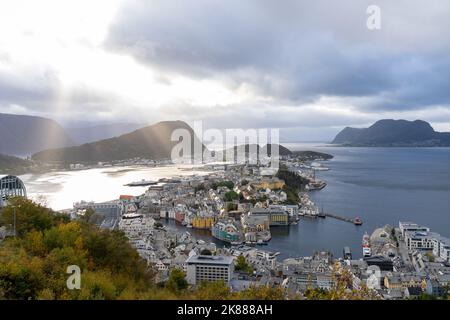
[323,212,362,225]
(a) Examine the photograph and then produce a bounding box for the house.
[404,286,423,299]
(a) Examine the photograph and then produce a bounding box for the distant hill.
[291,150,333,160]
[224,143,292,157]
[0,153,34,174]
[0,113,75,156]
[32,120,204,163]
[332,119,450,147]
[66,123,146,144]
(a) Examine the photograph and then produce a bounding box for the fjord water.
[270,145,450,259]
[20,146,450,259]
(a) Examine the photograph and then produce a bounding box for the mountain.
[32,120,204,163]
[225,143,292,156]
[0,153,34,174]
[332,119,450,147]
[0,113,75,156]
[66,123,146,144]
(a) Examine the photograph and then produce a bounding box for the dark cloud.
[106,0,450,110]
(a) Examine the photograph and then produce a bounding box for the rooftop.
[186,255,235,266]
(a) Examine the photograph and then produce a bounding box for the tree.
[226,203,237,212]
[237,285,285,300]
[165,269,188,292]
[0,197,68,237]
[193,281,231,300]
[224,191,239,202]
[200,249,212,255]
[235,255,252,273]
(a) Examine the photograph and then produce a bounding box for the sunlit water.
[20,165,209,210]
[19,146,450,259]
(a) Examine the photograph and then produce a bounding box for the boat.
[257,240,268,246]
[353,217,363,225]
[362,232,371,257]
[362,232,370,246]
[306,180,327,190]
[125,179,157,187]
[363,247,372,257]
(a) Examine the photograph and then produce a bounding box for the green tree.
[193,281,231,300]
[235,255,252,273]
[224,191,239,202]
[165,269,188,292]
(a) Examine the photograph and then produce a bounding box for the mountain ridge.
[332,119,450,146]
[66,122,147,144]
[32,120,203,163]
[0,113,75,156]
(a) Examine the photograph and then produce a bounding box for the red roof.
[119,195,133,200]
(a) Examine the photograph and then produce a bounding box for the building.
[432,236,450,263]
[268,204,299,221]
[399,222,430,237]
[185,255,235,285]
[384,273,426,290]
[364,255,394,271]
[249,208,289,226]
[191,214,216,229]
[404,230,437,251]
[241,212,270,232]
[0,175,27,207]
[211,219,243,243]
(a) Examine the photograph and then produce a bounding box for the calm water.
[20,165,209,210]
[274,144,450,259]
[20,146,450,259]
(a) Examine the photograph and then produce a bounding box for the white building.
[399,222,430,237]
[185,255,235,285]
[433,236,450,263]
[404,231,437,251]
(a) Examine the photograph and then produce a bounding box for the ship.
[306,180,327,190]
[125,179,157,187]
[362,232,371,257]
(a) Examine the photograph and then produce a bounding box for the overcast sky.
[1,0,450,141]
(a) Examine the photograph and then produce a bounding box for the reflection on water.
[20,165,209,210]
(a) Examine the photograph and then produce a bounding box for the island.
[332,119,450,147]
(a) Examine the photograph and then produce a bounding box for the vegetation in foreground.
[0,198,387,300]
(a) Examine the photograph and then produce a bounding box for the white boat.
[363,247,372,257]
[362,232,371,257]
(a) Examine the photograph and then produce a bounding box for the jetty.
[323,212,363,225]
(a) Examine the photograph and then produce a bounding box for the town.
[57,155,450,300]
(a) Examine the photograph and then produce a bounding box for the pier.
[323,212,362,225]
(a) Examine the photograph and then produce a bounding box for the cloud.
[1,0,450,141]
[106,0,450,111]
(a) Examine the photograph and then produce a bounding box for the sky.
[1,0,450,141]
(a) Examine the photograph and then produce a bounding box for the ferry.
[362,232,371,257]
[125,179,157,187]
